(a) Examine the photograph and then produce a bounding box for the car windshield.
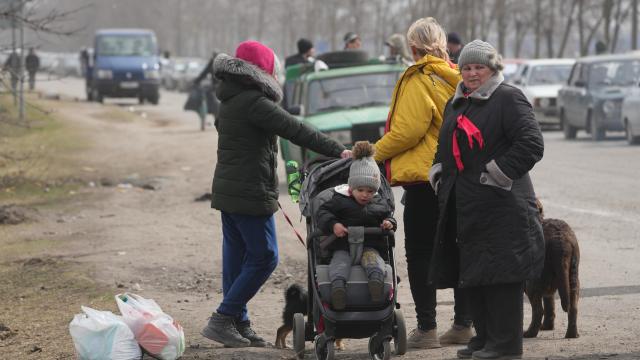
[528,64,573,85]
[307,72,400,115]
[503,63,521,81]
[589,60,640,87]
[96,34,156,57]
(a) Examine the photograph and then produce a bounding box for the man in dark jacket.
[447,32,464,64]
[3,50,20,91]
[429,40,544,360]
[284,38,314,68]
[25,48,40,91]
[200,41,349,348]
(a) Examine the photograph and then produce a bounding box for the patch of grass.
[0,94,87,205]
[0,258,117,359]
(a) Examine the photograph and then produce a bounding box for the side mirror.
[574,80,586,88]
[287,104,303,116]
[513,78,523,85]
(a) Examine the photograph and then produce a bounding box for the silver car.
[558,53,640,141]
[512,58,575,127]
[620,80,640,145]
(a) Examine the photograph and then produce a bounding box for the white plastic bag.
[69,306,142,360]
[116,293,185,360]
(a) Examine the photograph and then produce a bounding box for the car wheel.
[626,119,640,145]
[148,94,159,105]
[589,113,605,141]
[561,110,576,140]
[93,89,103,103]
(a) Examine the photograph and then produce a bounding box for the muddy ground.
[1,78,639,360]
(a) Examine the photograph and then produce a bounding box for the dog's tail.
[552,225,580,313]
[286,283,304,303]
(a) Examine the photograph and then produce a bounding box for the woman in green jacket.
[201,40,349,348]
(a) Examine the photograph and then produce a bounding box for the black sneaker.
[201,313,251,348]
[236,321,267,347]
[331,279,347,310]
[368,272,385,302]
[472,349,522,360]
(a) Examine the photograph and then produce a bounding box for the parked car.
[558,52,640,140]
[502,58,525,83]
[87,28,161,104]
[176,59,205,92]
[511,58,575,127]
[620,80,640,145]
[280,51,406,165]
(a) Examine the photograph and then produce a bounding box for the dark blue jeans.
[216,212,278,322]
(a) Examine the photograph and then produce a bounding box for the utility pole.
[18,1,24,121]
[633,0,638,50]
[11,0,16,106]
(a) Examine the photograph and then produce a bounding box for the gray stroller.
[291,157,407,360]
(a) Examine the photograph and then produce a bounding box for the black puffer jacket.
[211,54,345,216]
[429,73,545,289]
[316,185,396,252]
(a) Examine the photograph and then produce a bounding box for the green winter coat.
[211,54,345,216]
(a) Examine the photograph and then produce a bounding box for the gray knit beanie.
[457,39,503,71]
[348,142,381,191]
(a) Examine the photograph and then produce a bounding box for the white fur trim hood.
[213,53,283,103]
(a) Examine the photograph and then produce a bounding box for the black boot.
[201,312,251,348]
[368,272,385,302]
[236,320,267,347]
[472,349,522,360]
[331,279,347,310]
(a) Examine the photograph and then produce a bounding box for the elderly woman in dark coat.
[428,40,545,360]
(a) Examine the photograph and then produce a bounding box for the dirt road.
[1,78,639,360]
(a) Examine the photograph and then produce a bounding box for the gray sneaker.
[201,313,251,348]
[407,327,441,349]
[368,272,385,302]
[440,324,473,345]
[236,321,267,347]
[331,279,347,310]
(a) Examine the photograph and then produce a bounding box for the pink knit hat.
[235,40,275,75]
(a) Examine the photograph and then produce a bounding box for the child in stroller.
[288,141,406,360]
[316,141,397,310]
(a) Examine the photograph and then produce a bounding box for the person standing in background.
[344,32,362,50]
[285,38,315,68]
[25,48,40,91]
[447,32,464,64]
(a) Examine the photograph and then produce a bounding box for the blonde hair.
[406,17,449,61]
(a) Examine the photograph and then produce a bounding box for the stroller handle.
[310,227,395,249]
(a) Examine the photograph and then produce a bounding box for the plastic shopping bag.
[69,306,142,360]
[116,293,185,360]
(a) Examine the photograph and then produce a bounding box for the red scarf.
[452,114,484,171]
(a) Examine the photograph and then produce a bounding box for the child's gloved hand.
[381,220,393,230]
[333,223,348,237]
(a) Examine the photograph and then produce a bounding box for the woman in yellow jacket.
[374,17,472,349]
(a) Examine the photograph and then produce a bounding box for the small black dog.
[524,199,580,339]
[275,284,344,349]
[275,284,308,349]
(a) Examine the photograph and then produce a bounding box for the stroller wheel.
[314,335,335,360]
[368,336,391,360]
[393,309,407,355]
[293,313,305,359]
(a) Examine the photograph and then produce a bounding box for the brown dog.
[524,199,580,338]
[275,284,345,350]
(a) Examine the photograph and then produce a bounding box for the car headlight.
[602,100,616,115]
[327,129,352,145]
[96,69,113,79]
[144,70,160,79]
[539,98,551,108]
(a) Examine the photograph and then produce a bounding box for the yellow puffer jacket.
[374,55,461,185]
